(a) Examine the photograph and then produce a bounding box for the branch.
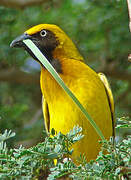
[24,108,42,128]
[127,0,131,32]
[0,68,39,85]
[0,0,46,9]
[104,69,131,83]
[98,65,131,83]
[0,66,131,85]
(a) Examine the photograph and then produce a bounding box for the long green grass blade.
[23,39,105,141]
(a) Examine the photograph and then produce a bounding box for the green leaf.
[23,39,105,141]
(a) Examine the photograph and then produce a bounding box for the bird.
[10,24,115,162]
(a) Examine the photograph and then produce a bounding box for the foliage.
[0,124,130,180]
[116,116,131,129]
[0,126,83,179]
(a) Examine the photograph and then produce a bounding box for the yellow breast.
[40,58,112,161]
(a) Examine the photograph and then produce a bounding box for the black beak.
[10,33,31,48]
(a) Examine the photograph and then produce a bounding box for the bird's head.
[10,24,83,72]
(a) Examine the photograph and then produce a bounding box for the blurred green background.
[0,0,130,147]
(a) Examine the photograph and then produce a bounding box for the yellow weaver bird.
[10,24,115,161]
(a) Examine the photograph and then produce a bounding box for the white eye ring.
[40,30,47,37]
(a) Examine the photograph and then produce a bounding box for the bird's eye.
[40,30,47,37]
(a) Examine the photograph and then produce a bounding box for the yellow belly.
[49,86,112,161]
[40,60,113,161]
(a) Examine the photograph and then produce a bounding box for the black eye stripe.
[30,30,59,51]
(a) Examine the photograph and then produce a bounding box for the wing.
[98,72,115,137]
[42,96,50,133]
